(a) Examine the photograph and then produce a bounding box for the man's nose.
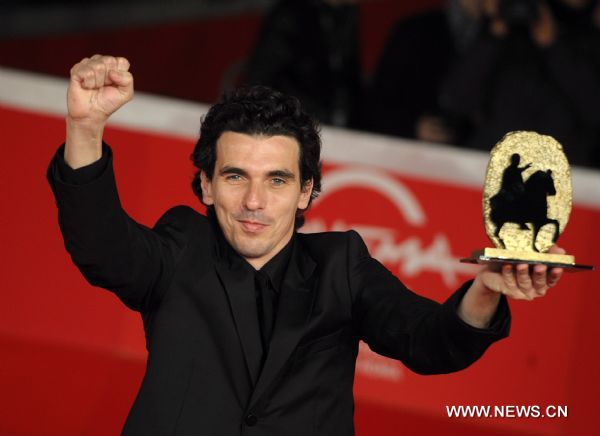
[243,181,266,210]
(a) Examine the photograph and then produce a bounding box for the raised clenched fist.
[67,54,133,124]
[64,55,133,169]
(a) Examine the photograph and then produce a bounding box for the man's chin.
[231,239,271,262]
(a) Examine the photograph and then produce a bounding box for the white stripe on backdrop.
[2,66,599,208]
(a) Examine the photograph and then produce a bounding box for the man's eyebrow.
[267,169,296,180]
[219,166,248,176]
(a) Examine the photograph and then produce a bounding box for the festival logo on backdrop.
[304,166,478,288]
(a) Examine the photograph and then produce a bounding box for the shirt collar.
[258,235,295,293]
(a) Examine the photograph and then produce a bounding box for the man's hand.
[65,55,133,169]
[458,245,565,328]
[68,54,133,123]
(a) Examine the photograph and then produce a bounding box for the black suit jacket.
[48,147,510,436]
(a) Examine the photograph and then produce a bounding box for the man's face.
[200,131,313,269]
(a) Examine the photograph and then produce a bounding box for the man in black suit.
[48,55,564,435]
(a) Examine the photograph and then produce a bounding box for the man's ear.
[298,179,313,210]
[200,171,215,205]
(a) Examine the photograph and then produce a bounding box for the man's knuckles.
[72,55,125,75]
[116,57,130,71]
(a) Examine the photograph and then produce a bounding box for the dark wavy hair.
[191,85,322,228]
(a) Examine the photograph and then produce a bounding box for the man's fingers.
[116,56,130,72]
[501,264,516,286]
[108,69,131,84]
[107,70,134,106]
[500,264,517,295]
[73,66,99,89]
[89,54,116,68]
[501,264,532,300]
[94,61,108,88]
[71,61,106,89]
[548,267,563,287]
[487,258,563,302]
[501,264,525,299]
[515,263,533,289]
[70,55,128,89]
[548,244,566,255]
[532,264,548,293]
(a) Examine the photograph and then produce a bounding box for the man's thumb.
[108,69,133,87]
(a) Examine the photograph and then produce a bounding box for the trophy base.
[460,248,593,271]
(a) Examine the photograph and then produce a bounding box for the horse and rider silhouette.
[490,153,560,252]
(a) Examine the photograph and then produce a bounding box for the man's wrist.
[458,277,502,329]
[65,116,105,169]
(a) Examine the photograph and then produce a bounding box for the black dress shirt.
[215,215,295,365]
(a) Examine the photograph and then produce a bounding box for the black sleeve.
[348,230,510,375]
[47,144,192,312]
[54,143,110,185]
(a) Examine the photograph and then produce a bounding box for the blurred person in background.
[244,0,363,127]
[361,0,484,144]
[440,0,600,168]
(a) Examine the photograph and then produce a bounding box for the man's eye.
[226,174,242,181]
[271,178,286,186]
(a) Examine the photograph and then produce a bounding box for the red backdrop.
[1,93,599,435]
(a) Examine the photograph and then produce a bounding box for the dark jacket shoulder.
[155,205,207,229]
[298,229,369,264]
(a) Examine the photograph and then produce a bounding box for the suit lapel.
[214,247,264,387]
[249,238,317,408]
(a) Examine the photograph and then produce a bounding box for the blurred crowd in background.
[242,0,600,168]
[2,0,599,168]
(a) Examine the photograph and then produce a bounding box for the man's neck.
[245,234,295,271]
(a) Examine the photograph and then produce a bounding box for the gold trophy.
[462,131,593,270]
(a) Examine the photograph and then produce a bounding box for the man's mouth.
[238,220,268,233]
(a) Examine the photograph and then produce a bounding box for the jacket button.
[245,414,258,426]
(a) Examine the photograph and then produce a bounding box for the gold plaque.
[462,131,593,270]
